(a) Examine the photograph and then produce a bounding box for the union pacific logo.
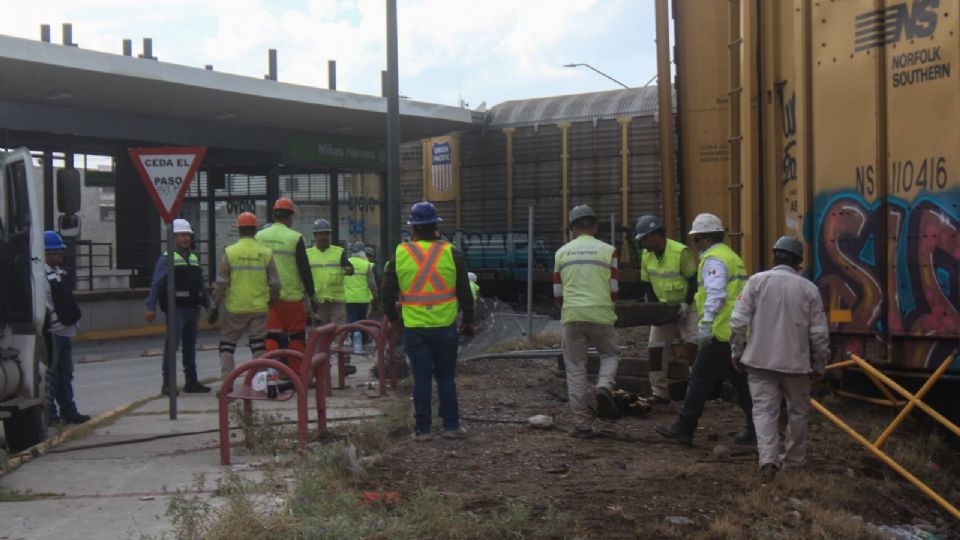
[854,0,939,52]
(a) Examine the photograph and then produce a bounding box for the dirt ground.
[358,327,960,539]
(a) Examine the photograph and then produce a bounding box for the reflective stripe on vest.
[224,238,272,313]
[640,239,690,303]
[344,257,374,303]
[163,251,204,302]
[395,241,457,327]
[255,223,304,302]
[307,245,346,302]
[555,235,615,323]
[694,243,747,342]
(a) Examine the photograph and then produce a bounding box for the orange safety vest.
[396,241,458,327]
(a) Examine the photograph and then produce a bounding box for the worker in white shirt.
[730,235,830,484]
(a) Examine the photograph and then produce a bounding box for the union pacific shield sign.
[423,135,459,202]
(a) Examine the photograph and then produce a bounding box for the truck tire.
[3,404,44,452]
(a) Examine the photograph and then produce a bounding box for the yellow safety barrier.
[811,351,960,521]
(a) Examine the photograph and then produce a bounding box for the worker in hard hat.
[555,205,621,438]
[656,213,754,446]
[44,231,90,425]
[730,236,830,484]
[144,218,212,395]
[467,272,480,301]
[208,212,281,389]
[381,202,475,441]
[634,215,698,405]
[255,198,318,374]
[344,241,378,353]
[306,218,354,325]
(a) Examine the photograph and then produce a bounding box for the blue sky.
[2,0,663,108]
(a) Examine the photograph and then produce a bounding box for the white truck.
[0,148,81,452]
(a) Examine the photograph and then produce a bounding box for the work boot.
[64,412,91,425]
[443,427,468,440]
[735,429,757,445]
[161,384,179,396]
[344,364,358,376]
[594,387,621,419]
[413,432,433,443]
[646,395,671,405]
[760,463,778,484]
[184,381,212,393]
[655,422,694,445]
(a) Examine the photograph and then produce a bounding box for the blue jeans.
[402,324,460,435]
[163,305,200,383]
[346,303,369,324]
[50,335,78,418]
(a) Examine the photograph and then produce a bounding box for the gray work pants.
[562,321,620,426]
[747,367,811,469]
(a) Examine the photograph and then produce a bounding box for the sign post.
[128,147,206,420]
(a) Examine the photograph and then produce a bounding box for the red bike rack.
[218,349,308,466]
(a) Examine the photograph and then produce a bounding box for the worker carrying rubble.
[144,218,212,395]
[382,202,474,442]
[656,213,754,446]
[730,236,830,484]
[255,198,318,374]
[634,215,698,404]
[554,204,621,438]
[208,212,280,392]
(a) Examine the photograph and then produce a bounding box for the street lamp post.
[563,63,630,89]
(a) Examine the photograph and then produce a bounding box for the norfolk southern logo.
[855,0,951,88]
[430,141,453,193]
[854,0,938,52]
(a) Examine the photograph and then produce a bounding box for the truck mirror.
[56,168,82,214]
[58,214,81,238]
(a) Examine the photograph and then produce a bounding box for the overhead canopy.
[0,34,478,162]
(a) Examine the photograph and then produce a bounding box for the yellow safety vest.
[344,256,374,303]
[255,223,304,302]
[694,242,747,342]
[224,238,272,314]
[307,245,346,302]
[470,282,480,301]
[395,240,458,328]
[554,234,616,325]
[640,238,692,303]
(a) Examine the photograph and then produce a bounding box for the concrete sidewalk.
[0,350,391,540]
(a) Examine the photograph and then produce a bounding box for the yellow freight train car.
[672,0,959,371]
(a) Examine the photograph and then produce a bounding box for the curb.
[2,395,155,475]
[74,321,218,343]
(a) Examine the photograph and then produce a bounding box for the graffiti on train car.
[811,189,960,367]
[400,228,555,280]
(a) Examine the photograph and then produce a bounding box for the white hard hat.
[688,213,724,235]
[172,218,193,235]
[468,272,478,283]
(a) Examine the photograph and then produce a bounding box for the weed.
[0,487,60,502]
[228,403,297,456]
[0,448,7,471]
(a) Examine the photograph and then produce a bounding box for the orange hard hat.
[273,198,295,212]
[236,212,258,228]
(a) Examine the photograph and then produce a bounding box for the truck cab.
[0,148,80,452]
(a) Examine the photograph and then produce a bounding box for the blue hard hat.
[44,231,66,251]
[407,201,443,225]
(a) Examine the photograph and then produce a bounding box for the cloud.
[1,0,657,106]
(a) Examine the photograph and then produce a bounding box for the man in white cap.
[145,218,212,395]
[655,213,753,446]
